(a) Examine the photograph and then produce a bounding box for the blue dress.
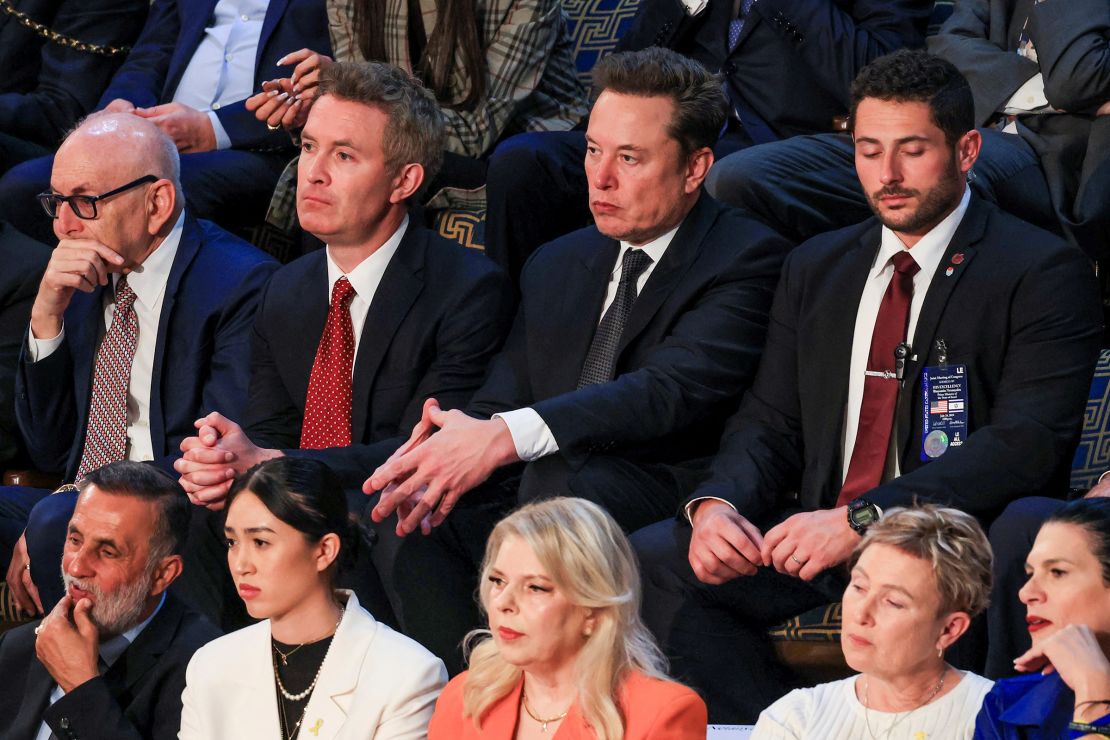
[974,672,1110,739]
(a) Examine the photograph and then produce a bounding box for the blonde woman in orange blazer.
[428,498,707,740]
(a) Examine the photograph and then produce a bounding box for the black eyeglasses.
[37,175,158,220]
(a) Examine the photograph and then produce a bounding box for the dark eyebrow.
[224,525,277,535]
[854,135,931,146]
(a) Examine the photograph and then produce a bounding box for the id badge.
[920,365,968,460]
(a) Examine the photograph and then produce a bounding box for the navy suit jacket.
[691,196,1103,523]
[0,594,219,740]
[467,193,792,467]
[243,222,514,486]
[15,214,277,480]
[617,0,931,143]
[0,0,148,147]
[96,0,330,151]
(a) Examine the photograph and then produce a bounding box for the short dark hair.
[226,458,352,573]
[79,462,190,563]
[850,49,975,146]
[318,61,447,186]
[1046,498,1110,584]
[591,47,727,158]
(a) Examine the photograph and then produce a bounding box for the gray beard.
[60,564,155,637]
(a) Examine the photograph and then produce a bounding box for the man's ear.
[389,163,426,204]
[147,179,177,235]
[956,129,981,177]
[149,554,184,596]
[684,147,715,194]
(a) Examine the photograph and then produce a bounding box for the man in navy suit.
[631,50,1103,723]
[365,48,792,672]
[0,112,276,618]
[0,0,330,243]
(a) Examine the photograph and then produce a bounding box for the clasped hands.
[174,413,282,509]
[688,501,860,585]
[245,48,333,131]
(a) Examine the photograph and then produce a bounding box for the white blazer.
[179,591,447,740]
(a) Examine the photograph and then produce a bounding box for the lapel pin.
[309,719,324,736]
[951,253,965,265]
[945,266,955,276]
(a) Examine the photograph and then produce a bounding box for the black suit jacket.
[15,214,277,479]
[929,0,1110,256]
[0,0,148,146]
[692,196,1103,523]
[617,0,931,143]
[468,193,792,467]
[0,224,50,468]
[0,594,219,740]
[242,222,514,485]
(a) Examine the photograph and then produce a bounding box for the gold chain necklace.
[0,0,131,58]
[862,668,948,740]
[521,690,570,733]
[271,608,344,738]
[272,642,306,666]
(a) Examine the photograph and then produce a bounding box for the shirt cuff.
[1002,73,1049,115]
[207,111,232,151]
[27,324,65,362]
[492,408,559,462]
[683,496,736,525]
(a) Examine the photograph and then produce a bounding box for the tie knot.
[620,249,653,285]
[891,250,919,277]
[114,276,137,311]
[331,276,356,308]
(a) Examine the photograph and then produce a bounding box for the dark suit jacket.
[15,214,277,480]
[243,222,513,486]
[95,0,330,151]
[468,193,792,467]
[0,0,148,147]
[691,196,1103,522]
[0,593,219,740]
[0,224,50,468]
[617,0,931,143]
[929,0,1110,255]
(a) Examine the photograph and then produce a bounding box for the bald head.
[59,113,181,194]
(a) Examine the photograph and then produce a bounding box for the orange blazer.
[428,670,707,739]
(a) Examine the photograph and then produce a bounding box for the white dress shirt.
[28,212,186,465]
[172,0,270,150]
[841,187,971,483]
[35,593,166,740]
[322,215,408,371]
[496,224,680,461]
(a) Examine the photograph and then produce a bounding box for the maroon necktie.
[76,277,139,481]
[837,250,920,506]
[300,277,356,450]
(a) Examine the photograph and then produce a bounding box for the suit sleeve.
[465,301,537,420]
[373,654,448,740]
[292,264,515,486]
[637,689,708,740]
[750,0,931,108]
[529,228,789,460]
[1028,0,1110,113]
[0,0,148,146]
[927,0,1040,124]
[614,0,691,53]
[241,278,303,450]
[15,337,79,475]
[867,246,1103,516]
[95,0,180,110]
[177,653,207,740]
[0,238,49,467]
[680,249,807,520]
[44,670,185,740]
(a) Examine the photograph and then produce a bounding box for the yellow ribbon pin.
[308,719,324,736]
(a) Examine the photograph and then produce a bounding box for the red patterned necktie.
[301,277,357,449]
[837,250,920,507]
[76,276,139,481]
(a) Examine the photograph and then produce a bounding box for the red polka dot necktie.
[76,276,139,481]
[301,276,357,450]
[837,250,920,507]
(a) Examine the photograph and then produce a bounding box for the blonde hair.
[462,498,669,739]
[851,504,993,616]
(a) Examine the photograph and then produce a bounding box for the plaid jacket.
[268,0,587,227]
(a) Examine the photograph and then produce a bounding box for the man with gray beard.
[0,462,219,740]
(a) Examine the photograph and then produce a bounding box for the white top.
[29,211,186,464]
[495,224,679,461]
[752,671,994,740]
[841,187,970,484]
[179,591,446,740]
[323,215,408,370]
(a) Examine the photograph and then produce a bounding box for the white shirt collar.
[873,187,971,280]
[114,210,186,311]
[324,215,409,299]
[618,223,680,266]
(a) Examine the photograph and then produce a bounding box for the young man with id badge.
[629,49,1104,724]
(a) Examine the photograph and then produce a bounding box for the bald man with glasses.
[0,112,276,620]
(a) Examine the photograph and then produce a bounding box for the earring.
[937,647,944,659]
[584,626,593,638]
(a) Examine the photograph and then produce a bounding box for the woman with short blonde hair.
[429,497,707,739]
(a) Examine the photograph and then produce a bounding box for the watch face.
[852,506,879,527]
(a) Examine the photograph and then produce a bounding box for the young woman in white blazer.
[179,457,447,740]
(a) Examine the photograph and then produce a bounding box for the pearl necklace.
[272,608,344,702]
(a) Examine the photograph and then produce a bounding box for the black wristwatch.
[847,498,883,535]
